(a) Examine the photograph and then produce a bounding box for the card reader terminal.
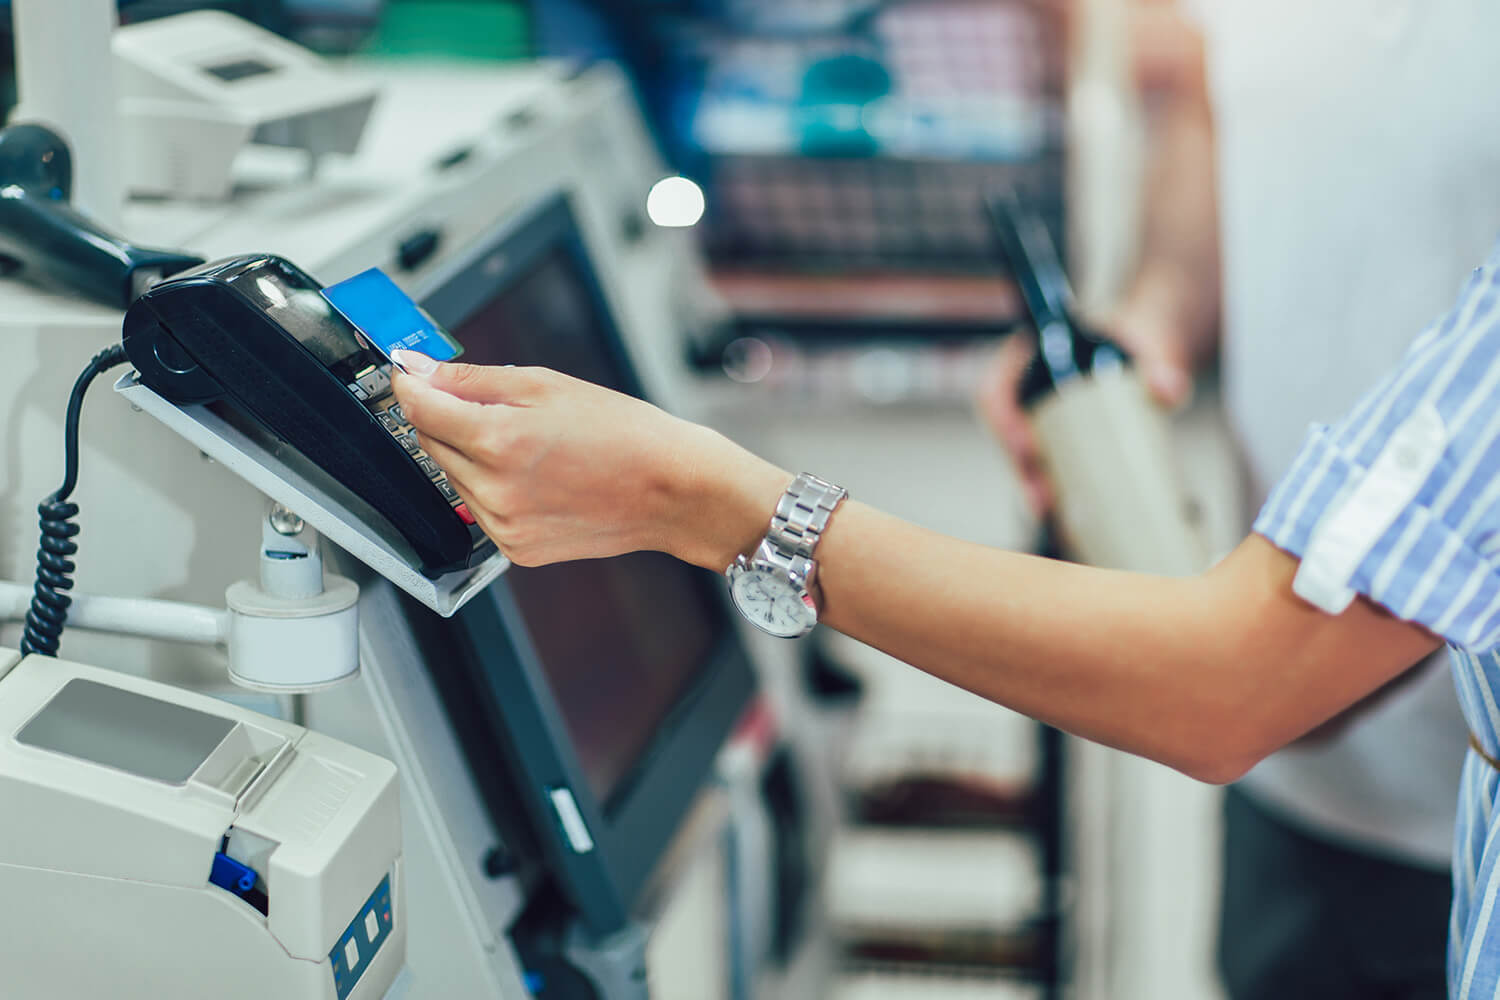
[124,255,492,576]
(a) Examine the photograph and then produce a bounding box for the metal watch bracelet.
[763,472,847,579]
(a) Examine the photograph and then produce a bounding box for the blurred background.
[0,3,1251,1000]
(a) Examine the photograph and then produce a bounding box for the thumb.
[1096,304,1197,411]
[1107,331,1193,410]
[1137,352,1193,409]
[394,350,526,405]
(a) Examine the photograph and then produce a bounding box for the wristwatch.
[726,472,848,638]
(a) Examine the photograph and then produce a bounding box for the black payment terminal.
[123,254,494,577]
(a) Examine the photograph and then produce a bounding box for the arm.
[811,506,1437,782]
[390,359,1442,785]
[1119,1,1221,368]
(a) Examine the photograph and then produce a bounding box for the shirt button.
[1393,443,1425,470]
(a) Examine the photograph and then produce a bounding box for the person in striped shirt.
[389,240,1500,993]
[986,2,1493,996]
[1252,246,1500,997]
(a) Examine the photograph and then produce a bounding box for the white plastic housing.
[117,373,510,617]
[226,575,360,692]
[260,519,325,600]
[113,10,378,200]
[0,652,404,1000]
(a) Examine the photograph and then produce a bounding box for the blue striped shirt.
[1254,238,1500,998]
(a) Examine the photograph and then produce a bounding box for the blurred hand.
[975,302,1197,515]
[390,350,790,569]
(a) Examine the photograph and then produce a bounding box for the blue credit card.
[322,268,464,367]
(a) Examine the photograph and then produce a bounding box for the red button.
[454,503,477,525]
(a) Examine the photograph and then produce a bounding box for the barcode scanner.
[0,123,202,307]
[987,189,1205,575]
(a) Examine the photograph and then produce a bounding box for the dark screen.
[450,246,727,808]
[204,58,278,83]
[453,247,628,390]
[502,555,725,808]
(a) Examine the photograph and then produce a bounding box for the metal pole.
[0,581,229,647]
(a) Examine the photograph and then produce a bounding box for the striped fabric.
[1253,239,1500,998]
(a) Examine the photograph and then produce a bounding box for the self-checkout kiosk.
[0,14,760,998]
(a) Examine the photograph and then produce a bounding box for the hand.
[975,299,1197,515]
[390,351,791,569]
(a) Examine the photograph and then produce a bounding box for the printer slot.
[191,722,291,806]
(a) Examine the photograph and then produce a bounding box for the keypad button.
[357,368,391,398]
[389,404,406,423]
[347,382,369,401]
[418,457,442,479]
[378,411,401,432]
[454,503,477,525]
[397,433,421,454]
[437,480,459,501]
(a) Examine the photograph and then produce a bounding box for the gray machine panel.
[16,679,236,784]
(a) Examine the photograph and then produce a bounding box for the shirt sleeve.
[1253,238,1500,651]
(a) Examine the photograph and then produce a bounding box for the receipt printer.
[0,649,404,1000]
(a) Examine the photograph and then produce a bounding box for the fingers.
[391,369,493,445]
[976,335,1054,514]
[977,335,1037,458]
[419,431,555,568]
[416,433,513,557]
[1111,317,1193,408]
[1102,309,1195,410]
[1134,348,1194,410]
[391,349,541,405]
[428,362,533,404]
[413,431,486,499]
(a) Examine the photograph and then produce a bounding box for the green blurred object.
[364,1,531,61]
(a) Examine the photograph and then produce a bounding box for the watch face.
[730,568,816,638]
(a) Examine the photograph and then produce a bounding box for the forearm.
[1122,10,1221,365]
[676,446,1438,783]
[818,508,1437,782]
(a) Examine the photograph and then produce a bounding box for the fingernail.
[392,349,438,376]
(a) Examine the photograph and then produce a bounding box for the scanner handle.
[0,188,203,307]
[0,123,201,308]
[986,188,1074,335]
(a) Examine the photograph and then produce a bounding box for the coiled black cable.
[19,344,131,657]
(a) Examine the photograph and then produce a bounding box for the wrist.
[660,424,792,571]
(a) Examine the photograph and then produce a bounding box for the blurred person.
[979,1,1500,997]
